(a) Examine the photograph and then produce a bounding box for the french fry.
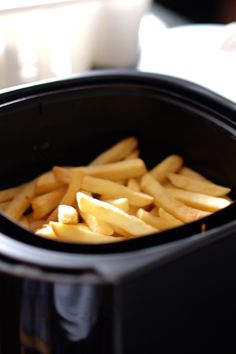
[116,180,126,185]
[50,221,124,243]
[89,137,138,165]
[36,171,65,195]
[168,173,231,197]
[53,159,147,184]
[150,207,159,216]
[32,186,67,220]
[5,180,36,220]
[3,136,233,244]
[58,205,79,224]
[141,174,210,223]
[80,211,114,236]
[77,192,156,236]
[75,223,91,231]
[165,186,232,212]
[0,184,25,203]
[127,178,140,192]
[29,219,47,231]
[179,166,209,181]
[36,224,57,239]
[129,205,139,216]
[124,149,140,160]
[0,201,10,211]
[137,207,183,231]
[112,226,132,237]
[150,155,183,182]
[103,197,129,213]
[80,190,92,197]
[81,176,153,207]
[136,209,161,230]
[19,216,30,228]
[158,208,184,228]
[47,170,84,221]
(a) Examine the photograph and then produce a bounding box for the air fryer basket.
[0,71,236,354]
[0,71,236,254]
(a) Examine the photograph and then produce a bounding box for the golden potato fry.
[0,184,25,203]
[5,180,36,220]
[80,190,92,197]
[50,221,123,243]
[19,215,30,228]
[141,174,210,223]
[36,171,65,195]
[179,166,209,181]
[77,192,156,236]
[58,205,79,224]
[116,180,126,185]
[112,226,132,237]
[29,219,47,231]
[53,159,147,184]
[81,176,153,207]
[75,223,91,231]
[158,208,184,228]
[103,198,129,213]
[165,186,232,212]
[150,207,159,216]
[124,149,140,160]
[150,155,183,182]
[89,137,138,165]
[168,173,231,197]
[129,205,139,216]
[36,224,57,239]
[137,209,161,230]
[127,178,140,192]
[32,186,67,220]
[0,201,10,211]
[48,170,84,221]
[80,211,114,236]
[137,207,183,231]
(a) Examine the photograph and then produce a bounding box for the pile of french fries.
[0,137,233,244]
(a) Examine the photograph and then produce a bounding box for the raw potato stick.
[89,137,138,165]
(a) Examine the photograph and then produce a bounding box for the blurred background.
[0,0,235,91]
